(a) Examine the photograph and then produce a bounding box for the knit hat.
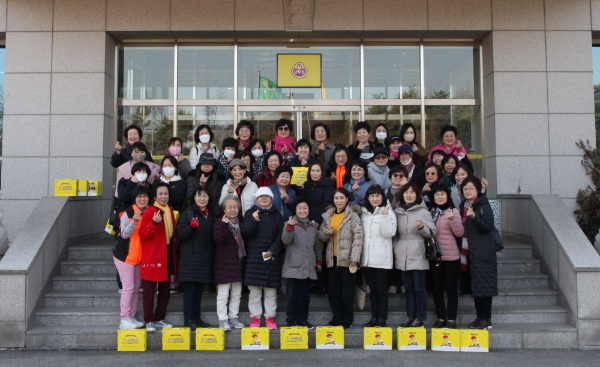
[398,145,413,155]
[229,158,247,169]
[254,187,274,198]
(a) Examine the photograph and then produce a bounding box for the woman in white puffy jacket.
[360,184,397,327]
[218,159,257,213]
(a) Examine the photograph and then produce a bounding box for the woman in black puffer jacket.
[297,161,335,225]
[176,187,215,330]
[185,153,226,215]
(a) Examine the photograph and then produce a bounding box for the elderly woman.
[213,195,246,331]
[342,159,373,207]
[189,124,221,168]
[186,153,226,214]
[328,146,351,188]
[176,188,215,330]
[219,159,258,214]
[290,138,317,167]
[167,137,192,180]
[399,123,428,166]
[236,120,255,154]
[422,163,444,208]
[152,155,187,213]
[269,166,296,220]
[310,123,336,172]
[428,126,473,173]
[266,118,295,164]
[242,187,284,330]
[111,125,154,168]
[348,121,376,161]
[257,151,282,188]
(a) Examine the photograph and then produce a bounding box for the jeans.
[431,259,460,320]
[474,296,493,319]
[182,282,206,322]
[113,257,141,319]
[362,267,389,320]
[142,280,170,323]
[328,258,356,326]
[285,278,313,323]
[216,282,242,321]
[401,270,427,321]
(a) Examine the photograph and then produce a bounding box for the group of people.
[111,118,497,333]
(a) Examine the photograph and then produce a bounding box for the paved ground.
[1,349,599,367]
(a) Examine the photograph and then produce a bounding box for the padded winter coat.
[213,216,244,285]
[219,177,258,214]
[434,208,464,261]
[281,218,321,280]
[269,184,296,220]
[185,169,226,214]
[343,177,373,206]
[367,162,392,190]
[393,201,437,271]
[360,204,397,269]
[138,206,178,282]
[296,177,335,224]
[152,176,187,212]
[175,204,215,283]
[319,206,364,268]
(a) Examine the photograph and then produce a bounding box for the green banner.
[258,76,282,99]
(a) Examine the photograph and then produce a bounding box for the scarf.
[297,217,309,227]
[461,198,477,272]
[255,203,273,211]
[389,186,402,208]
[335,165,346,188]
[390,149,399,160]
[274,135,296,156]
[402,202,417,211]
[153,202,173,245]
[218,153,230,173]
[401,160,415,178]
[196,205,209,219]
[251,157,264,181]
[227,217,246,260]
[431,207,443,224]
[237,138,250,150]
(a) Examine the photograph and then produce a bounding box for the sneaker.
[118,289,122,294]
[155,320,173,328]
[184,319,198,331]
[130,318,144,328]
[146,322,156,332]
[250,317,261,328]
[296,320,314,330]
[219,320,232,331]
[119,318,137,329]
[170,288,178,294]
[388,286,397,294]
[229,318,244,329]
[265,317,277,330]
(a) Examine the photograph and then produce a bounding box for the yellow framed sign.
[277,54,322,88]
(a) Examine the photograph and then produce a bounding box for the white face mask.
[400,158,412,166]
[404,133,415,142]
[251,149,264,158]
[376,132,387,140]
[135,173,148,183]
[162,167,176,177]
[224,149,235,158]
[199,134,210,144]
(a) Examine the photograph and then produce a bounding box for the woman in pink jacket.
[428,184,464,329]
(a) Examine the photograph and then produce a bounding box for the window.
[593,46,600,144]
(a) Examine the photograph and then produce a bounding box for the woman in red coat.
[139,182,178,332]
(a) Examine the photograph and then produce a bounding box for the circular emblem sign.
[291,62,308,79]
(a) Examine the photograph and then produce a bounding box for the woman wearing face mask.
[111,125,155,168]
[348,121,376,161]
[189,124,221,168]
[428,185,464,329]
[319,188,364,329]
[342,160,373,207]
[257,151,283,188]
[328,146,351,188]
[247,138,266,182]
[115,142,160,200]
[310,123,336,172]
[167,137,192,180]
[374,123,390,148]
[219,159,258,214]
[151,155,187,213]
[399,123,428,166]
[236,120,255,154]
[217,137,238,176]
[118,162,152,210]
[290,139,316,167]
[397,145,425,189]
[186,153,226,214]
[421,163,444,208]
[266,119,295,165]
[268,166,297,220]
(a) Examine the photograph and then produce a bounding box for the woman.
[117,162,152,210]
[139,182,177,332]
[266,118,295,165]
[398,145,425,189]
[268,166,296,220]
[217,137,238,176]
[219,159,258,214]
[176,188,215,330]
[348,121,376,161]
[428,125,470,165]
[385,166,409,210]
[236,120,255,154]
[167,137,192,180]
[389,135,401,162]
[374,123,390,148]
[442,154,459,182]
[361,185,397,327]
[297,161,335,225]
[328,146,351,188]
[186,153,226,214]
[151,155,186,212]
[290,138,316,167]
[399,123,428,166]
[310,122,336,172]
[429,185,464,329]
[342,159,372,207]
[189,124,220,168]
[319,188,363,329]
[247,138,266,182]
[257,151,282,188]
[213,195,246,331]
[460,176,497,330]
[367,146,392,190]
[242,187,284,330]
[282,197,322,329]
[393,183,436,328]
[113,185,150,329]
[422,163,444,208]
[449,165,489,209]
[111,125,154,168]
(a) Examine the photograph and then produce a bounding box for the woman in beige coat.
[319,188,364,329]
[394,183,436,328]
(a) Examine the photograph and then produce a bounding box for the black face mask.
[434,201,451,211]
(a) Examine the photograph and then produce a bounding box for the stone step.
[34,305,567,327]
[496,240,532,259]
[61,259,117,275]
[24,323,578,350]
[497,258,540,273]
[44,287,558,309]
[497,273,548,289]
[67,244,114,260]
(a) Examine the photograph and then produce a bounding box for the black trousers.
[328,258,356,326]
[430,259,460,320]
[182,281,206,322]
[474,296,493,319]
[286,278,312,323]
[362,267,389,320]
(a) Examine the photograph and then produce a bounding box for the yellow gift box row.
[54,179,102,197]
[365,327,489,352]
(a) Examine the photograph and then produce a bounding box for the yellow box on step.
[195,328,225,351]
[397,327,426,351]
[364,327,392,350]
[54,179,79,196]
[280,326,308,350]
[460,329,489,352]
[87,180,102,196]
[77,180,88,196]
[431,328,460,352]
[315,326,344,349]
[162,327,191,350]
[241,327,269,350]
[117,329,147,352]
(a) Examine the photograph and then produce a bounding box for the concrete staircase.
[25,236,578,349]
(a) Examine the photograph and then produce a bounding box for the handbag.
[425,229,443,261]
[492,227,504,252]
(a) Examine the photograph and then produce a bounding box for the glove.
[190,217,200,229]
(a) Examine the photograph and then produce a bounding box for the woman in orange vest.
[113,185,150,329]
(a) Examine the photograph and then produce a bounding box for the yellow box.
[280,327,308,350]
[291,167,309,185]
[195,328,225,351]
[87,180,102,196]
[54,179,79,196]
[397,327,426,351]
[431,328,460,352]
[77,180,88,196]
[117,329,147,352]
[460,329,489,353]
[162,327,191,351]
[316,326,344,350]
[241,327,269,350]
[364,327,392,350]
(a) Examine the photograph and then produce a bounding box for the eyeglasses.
[374,155,388,160]
[392,173,405,178]
[278,126,290,131]
[335,154,347,159]
[425,171,437,176]
[136,195,149,199]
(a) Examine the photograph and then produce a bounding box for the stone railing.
[498,194,600,348]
